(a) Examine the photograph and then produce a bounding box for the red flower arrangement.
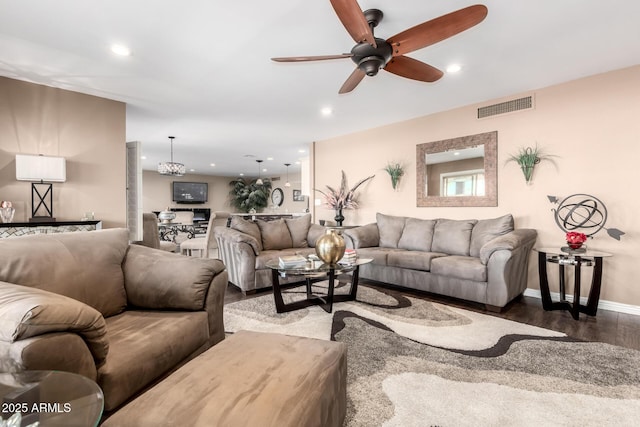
[566,232,587,249]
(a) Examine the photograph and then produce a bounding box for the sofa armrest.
[0,282,108,367]
[215,226,261,255]
[0,333,98,380]
[479,229,537,265]
[343,223,380,249]
[123,244,226,311]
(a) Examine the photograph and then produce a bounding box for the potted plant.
[315,170,374,226]
[228,177,273,213]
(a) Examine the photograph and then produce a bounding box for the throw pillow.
[285,214,311,248]
[470,214,514,257]
[397,218,437,252]
[229,216,263,252]
[376,213,407,248]
[431,219,477,256]
[257,219,293,250]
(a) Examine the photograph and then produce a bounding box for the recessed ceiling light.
[446,64,462,73]
[110,44,131,56]
[298,149,306,153]
[210,163,216,167]
[189,168,196,172]
[321,107,333,116]
[266,156,274,161]
[239,173,245,176]
[140,155,147,160]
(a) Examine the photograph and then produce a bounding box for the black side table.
[534,248,612,320]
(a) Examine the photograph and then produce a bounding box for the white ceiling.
[1,0,639,177]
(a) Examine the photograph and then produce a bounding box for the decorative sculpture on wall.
[548,194,625,240]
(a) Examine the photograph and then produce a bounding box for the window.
[441,169,485,197]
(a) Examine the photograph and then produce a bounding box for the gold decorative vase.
[315,229,346,265]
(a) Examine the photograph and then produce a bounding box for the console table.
[0,220,102,239]
[535,247,612,320]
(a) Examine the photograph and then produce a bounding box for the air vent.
[477,95,533,119]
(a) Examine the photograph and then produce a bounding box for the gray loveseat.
[0,228,228,413]
[216,214,325,294]
[342,213,537,310]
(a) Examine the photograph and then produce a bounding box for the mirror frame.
[416,131,497,207]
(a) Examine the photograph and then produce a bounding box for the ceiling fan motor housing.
[351,38,393,76]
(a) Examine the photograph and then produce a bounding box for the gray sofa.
[0,228,228,412]
[342,213,537,310]
[216,214,325,294]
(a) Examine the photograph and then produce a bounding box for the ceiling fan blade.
[384,56,444,83]
[271,54,353,62]
[339,68,366,94]
[387,4,488,56]
[330,0,376,47]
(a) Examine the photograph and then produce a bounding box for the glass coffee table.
[0,370,104,426]
[266,258,372,313]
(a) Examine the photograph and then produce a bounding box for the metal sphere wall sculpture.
[547,194,625,240]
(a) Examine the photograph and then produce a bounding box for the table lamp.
[15,154,66,222]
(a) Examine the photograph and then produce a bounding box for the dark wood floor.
[224,280,640,352]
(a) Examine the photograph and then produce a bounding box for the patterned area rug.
[224,283,640,426]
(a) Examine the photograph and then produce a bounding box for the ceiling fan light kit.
[272,2,488,93]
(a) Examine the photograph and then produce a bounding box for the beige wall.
[314,65,640,307]
[0,77,126,228]
[142,170,307,214]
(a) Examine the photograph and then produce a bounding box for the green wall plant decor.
[384,162,405,190]
[506,145,555,184]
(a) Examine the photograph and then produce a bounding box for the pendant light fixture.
[255,159,264,185]
[284,163,291,187]
[158,136,185,176]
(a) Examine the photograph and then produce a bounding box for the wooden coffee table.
[266,258,372,313]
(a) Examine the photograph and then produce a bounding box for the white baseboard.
[524,288,640,316]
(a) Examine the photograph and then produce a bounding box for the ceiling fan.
[271,1,488,94]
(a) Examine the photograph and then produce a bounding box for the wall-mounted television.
[172,181,208,204]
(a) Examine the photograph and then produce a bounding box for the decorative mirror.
[416,131,497,207]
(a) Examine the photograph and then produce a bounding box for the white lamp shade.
[16,154,66,182]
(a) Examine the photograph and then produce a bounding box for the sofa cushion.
[286,215,312,248]
[355,247,405,266]
[430,256,487,282]
[431,219,477,256]
[99,310,209,411]
[257,219,293,250]
[230,217,263,252]
[376,213,407,248]
[0,229,129,317]
[397,218,437,252]
[0,282,109,367]
[387,251,448,272]
[470,214,515,258]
